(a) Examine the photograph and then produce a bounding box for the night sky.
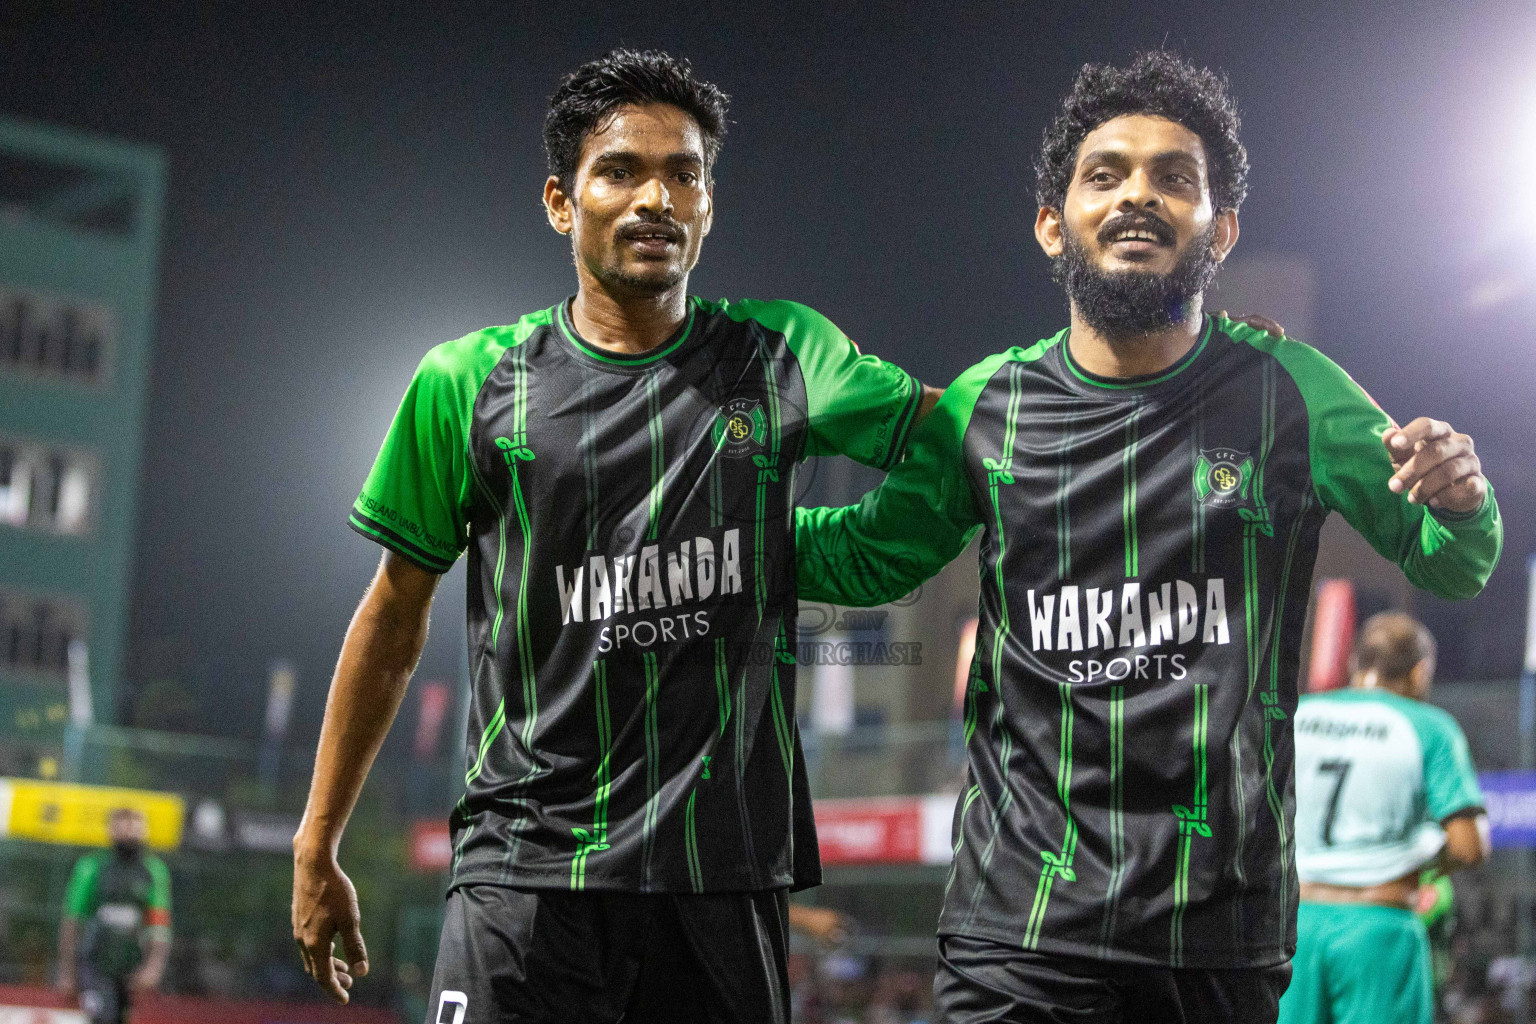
[4,2,1532,743]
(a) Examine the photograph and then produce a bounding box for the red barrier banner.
[0,985,396,1024]
[411,818,453,872]
[813,795,956,866]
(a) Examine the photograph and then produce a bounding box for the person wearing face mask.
[56,807,172,1024]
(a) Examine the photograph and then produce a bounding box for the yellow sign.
[0,778,183,850]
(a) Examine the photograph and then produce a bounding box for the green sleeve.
[349,330,513,573]
[1259,327,1502,601]
[1412,705,1484,823]
[144,855,172,938]
[721,300,921,470]
[63,852,101,919]
[796,354,1003,606]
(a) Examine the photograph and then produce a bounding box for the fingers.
[1407,453,1481,507]
[1231,312,1285,337]
[332,956,355,991]
[307,932,348,1003]
[1381,419,1486,512]
[1387,433,1469,498]
[340,921,370,980]
[1384,417,1453,468]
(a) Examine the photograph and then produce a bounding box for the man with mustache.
[797,51,1502,1023]
[292,49,933,1022]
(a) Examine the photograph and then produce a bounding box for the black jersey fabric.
[798,316,1502,967]
[352,297,919,895]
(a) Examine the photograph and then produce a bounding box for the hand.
[292,847,368,1003]
[128,964,163,992]
[787,904,851,948]
[55,970,76,997]
[1384,417,1488,513]
[1216,310,1285,338]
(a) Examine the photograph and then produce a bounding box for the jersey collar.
[1058,315,1214,395]
[555,296,701,372]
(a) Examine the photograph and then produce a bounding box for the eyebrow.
[590,149,704,167]
[1078,148,1203,172]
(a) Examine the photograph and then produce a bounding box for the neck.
[1066,297,1205,379]
[1353,672,1413,698]
[571,272,690,355]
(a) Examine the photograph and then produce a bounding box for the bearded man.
[796,51,1501,1024]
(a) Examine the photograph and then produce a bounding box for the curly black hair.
[1035,51,1249,214]
[544,49,730,195]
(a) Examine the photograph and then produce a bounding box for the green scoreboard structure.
[0,116,165,773]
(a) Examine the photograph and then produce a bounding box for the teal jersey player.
[1292,690,1481,885]
[1281,614,1488,1024]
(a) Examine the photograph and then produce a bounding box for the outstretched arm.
[292,551,439,1003]
[798,358,997,607]
[1264,333,1501,600]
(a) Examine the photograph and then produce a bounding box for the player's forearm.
[796,503,969,607]
[296,567,433,855]
[141,937,170,976]
[57,918,77,977]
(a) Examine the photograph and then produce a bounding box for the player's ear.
[1035,206,1063,258]
[1211,208,1238,263]
[544,175,574,235]
[1409,656,1434,698]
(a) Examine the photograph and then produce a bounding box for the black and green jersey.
[797,315,1502,968]
[353,296,920,894]
[64,849,172,976]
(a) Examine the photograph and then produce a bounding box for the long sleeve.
[796,355,1004,606]
[1267,334,1502,601]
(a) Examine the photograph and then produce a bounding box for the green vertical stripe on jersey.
[1056,415,1074,581]
[644,373,664,542]
[1025,680,1079,950]
[944,784,985,902]
[1171,683,1212,966]
[713,637,731,734]
[962,658,982,747]
[1121,404,1141,578]
[963,364,1023,935]
[571,660,613,889]
[752,341,784,617]
[769,630,795,782]
[510,348,539,763]
[684,788,704,893]
[641,652,661,885]
[1098,684,1127,956]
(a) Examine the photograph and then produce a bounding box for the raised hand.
[1384,417,1488,514]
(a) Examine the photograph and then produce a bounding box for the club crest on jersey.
[1194,448,1255,509]
[712,398,768,458]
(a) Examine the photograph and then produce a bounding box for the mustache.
[1097,213,1176,247]
[616,218,684,242]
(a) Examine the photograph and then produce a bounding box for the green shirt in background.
[64,849,172,977]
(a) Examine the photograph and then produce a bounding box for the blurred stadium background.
[2,4,1534,1022]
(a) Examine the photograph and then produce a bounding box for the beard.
[1055,220,1221,338]
[601,263,687,296]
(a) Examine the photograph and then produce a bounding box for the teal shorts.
[1278,901,1432,1024]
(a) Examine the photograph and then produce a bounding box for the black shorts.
[936,935,1292,1024]
[425,885,791,1024]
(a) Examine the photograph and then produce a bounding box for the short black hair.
[544,48,730,194]
[1035,51,1249,214]
[1353,612,1436,682]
